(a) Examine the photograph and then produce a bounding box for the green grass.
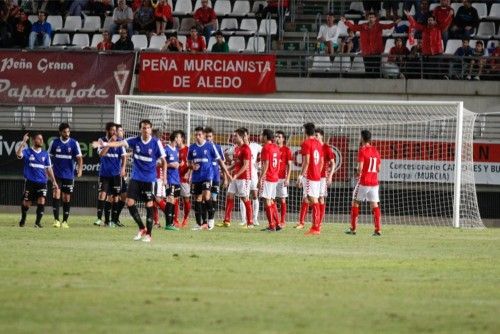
[0,213,499,334]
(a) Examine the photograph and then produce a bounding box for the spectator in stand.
[3,0,19,22]
[432,0,453,45]
[68,0,88,16]
[489,46,500,75]
[406,9,452,78]
[383,1,399,20]
[467,40,485,80]
[97,30,112,50]
[134,0,155,35]
[211,30,228,52]
[450,0,479,39]
[186,25,206,53]
[28,10,51,49]
[88,0,113,19]
[131,0,143,12]
[153,0,172,35]
[10,9,31,48]
[193,0,217,47]
[110,0,134,38]
[112,26,134,50]
[316,13,340,56]
[340,28,359,54]
[0,7,11,48]
[449,38,473,79]
[363,1,381,16]
[389,37,409,67]
[341,13,398,75]
[407,39,423,76]
[161,32,183,51]
[410,0,430,39]
[257,0,289,17]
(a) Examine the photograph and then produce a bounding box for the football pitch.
[0,213,499,334]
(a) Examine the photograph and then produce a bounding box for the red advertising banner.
[0,51,135,105]
[138,52,276,94]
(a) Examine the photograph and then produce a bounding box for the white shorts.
[319,178,328,198]
[250,173,259,191]
[180,182,190,197]
[259,180,277,199]
[154,179,166,198]
[276,179,288,198]
[302,178,321,199]
[228,179,251,198]
[353,184,380,203]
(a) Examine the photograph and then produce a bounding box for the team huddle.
[16,120,382,241]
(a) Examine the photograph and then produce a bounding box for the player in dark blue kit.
[205,127,225,227]
[94,122,127,227]
[163,130,183,231]
[93,119,167,242]
[16,133,58,228]
[188,126,231,230]
[48,123,83,229]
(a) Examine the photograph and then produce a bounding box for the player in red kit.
[176,131,191,228]
[259,129,281,231]
[297,123,323,235]
[275,131,293,227]
[315,128,336,225]
[152,131,168,228]
[222,128,254,228]
[348,130,382,236]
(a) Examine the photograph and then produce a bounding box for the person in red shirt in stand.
[348,130,382,236]
[193,0,217,48]
[96,31,113,50]
[154,0,172,35]
[186,26,206,53]
[296,123,323,235]
[174,130,191,228]
[258,129,281,232]
[222,128,253,228]
[315,128,335,226]
[341,14,398,75]
[275,131,293,227]
[432,0,454,45]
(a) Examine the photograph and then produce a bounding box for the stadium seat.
[207,36,217,50]
[47,15,63,31]
[179,18,196,34]
[220,18,238,35]
[345,1,364,19]
[444,39,462,55]
[379,20,395,37]
[174,0,193,15]
[309,56,332,72]
[81,16,101,32]
[194,0,212,10]
[245,36,265,52]
[239,18,258,35]
[252,1,266,14]
[28,15,38,24]
[166,17,180,34]
[214,0,231,16]
[350,56,365,73]
[332,56,351,73]
[451,3,461,16]
[62,16,82,32]
[384,38,395,54]
[52,33,70,46]
[72,33,90,47]
[486,40,499,55]
[488,3,500,20]
[52,107,73,126]
[177,35,187,46]
[232,1,250,16]
[429,3,439,12]
[472,3,487,19]
[131,35,148,50]
[258,19,277,36]
[112,34,120,43]
[475,22,495,40]
[228,36,245,52]
[148,35,166,49]
[91,34,103,48]
[102,16,114,32]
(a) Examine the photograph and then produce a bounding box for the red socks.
[244,199,253,225]
[280,199,287,225]
[224,197,234,222]
[271,202,280,227]
[351,206,359,231]
[152,205,159,224]
[265,204,274,229]
[299,201,309,225]
[311,203,321,231]
[319,202,326,225]
[156,199,166,212]
[183,199,191,221]
[373,207,381,232]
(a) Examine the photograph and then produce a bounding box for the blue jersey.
[165,144,180,186]
[126,136,165,183]
[20,147,52,183]
[188,141,220,183]
[211,143,225,184]
[48,137,82,180]
[98,136,126,177]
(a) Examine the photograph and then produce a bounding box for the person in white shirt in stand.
[317,12,340,55]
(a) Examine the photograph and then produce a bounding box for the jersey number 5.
[272,153,278,168]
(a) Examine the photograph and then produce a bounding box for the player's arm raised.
[16,133,29,159]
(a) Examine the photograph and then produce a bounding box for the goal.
[115,96,483,228]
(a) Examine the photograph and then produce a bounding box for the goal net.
[115,96,483,228]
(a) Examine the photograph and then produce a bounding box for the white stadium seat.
[332,56,351,73]
[239,18,258,35]
[220,18,238,34]
[91,34,104,48]
[179,18,196,34]
[309,56,332,72]
[81,16,101,32]
[245,36,265,52]
[174,0,193,15]
[488,3,500,19]
[62,16,82,32]
[148,35,166,49]
[103,16,114,32]
[350,56,365,73]
[472,3,487,19]
[131,35,148,50]
[112,34,120,43]
[207,36,217,50]
[444,39,462,55]
[72,33,90,47]
[52,33,70,46]
[475,22,495,40]
[232,1,250,16]
[47,15,63,31]
[258,19,277,35]
[228,36,245,52]
[214,0,231,16]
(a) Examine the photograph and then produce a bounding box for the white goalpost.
[114,95,483,229]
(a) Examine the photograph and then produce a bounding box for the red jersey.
[193,7,216,25]
[321,143,335,178]
[178,145,189,183]
[261,141,280,182]
[278,145,293,179]
[156,163,164,179]
[358,145,381,186]
[155,3,172,20]
[234,144,252,180]
[186,35,206,52]
[301,137,323,181]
